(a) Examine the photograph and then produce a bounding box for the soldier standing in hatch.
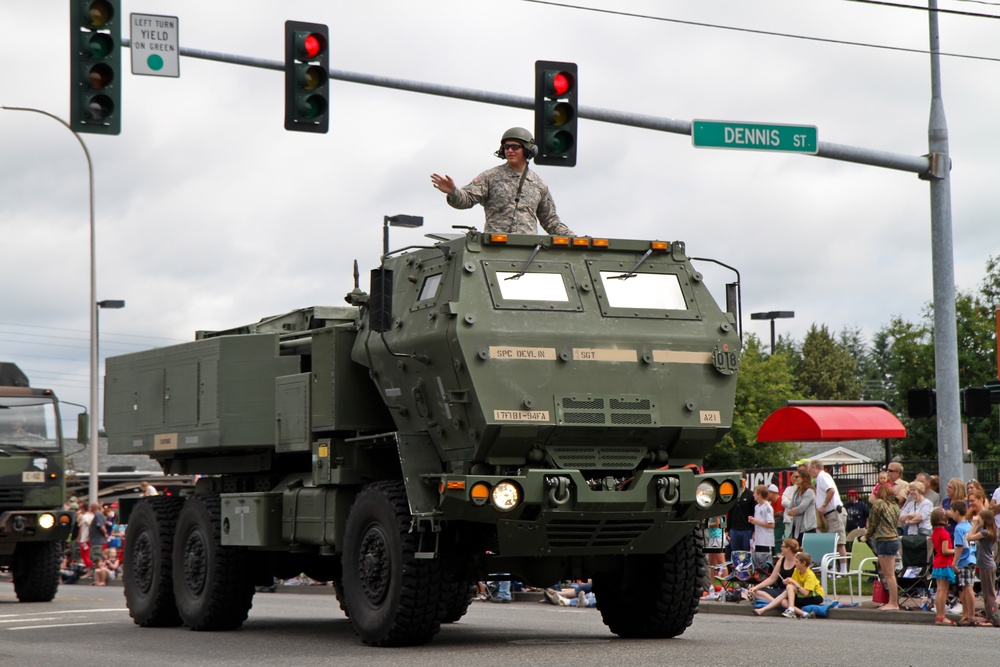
[431,127,575,236]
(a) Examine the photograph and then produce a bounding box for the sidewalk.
[698,593,946,625]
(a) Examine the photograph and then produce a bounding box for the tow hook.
[657,477,680,507]
[545,476,572,506]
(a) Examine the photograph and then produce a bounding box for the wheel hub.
[357,524,390,605]
[182,530,208,595]
[132,532,154,594]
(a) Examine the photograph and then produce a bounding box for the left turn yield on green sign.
[130,13,179,77]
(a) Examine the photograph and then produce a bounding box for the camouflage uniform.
[446,164,574,235]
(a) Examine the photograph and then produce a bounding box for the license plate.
[22,471,44,483]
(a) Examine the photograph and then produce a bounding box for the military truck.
[105,231,742,646]
[0,362,76,602]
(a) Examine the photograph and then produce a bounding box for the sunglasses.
[502,143,524,152]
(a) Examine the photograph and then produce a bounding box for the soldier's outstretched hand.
[431,173,456,195]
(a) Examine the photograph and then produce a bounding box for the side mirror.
[77,412,89,444]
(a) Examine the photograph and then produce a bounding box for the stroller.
[719,551,772,601]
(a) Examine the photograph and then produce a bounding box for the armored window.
[586,259,701,320]
[483,260,584,312]
[598,272,687,310]
[418,273,442,302]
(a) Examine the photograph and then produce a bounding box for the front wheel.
[341,480,443,646]
[594,528,704,638]
[11,541,61,602]
[172,494,254,631]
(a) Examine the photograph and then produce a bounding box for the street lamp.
[1,106,102,501]
[91,299,124,500]
[750,310,795,355]
[383,214,424,257]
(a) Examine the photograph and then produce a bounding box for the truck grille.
[547,518,655,548]
[556,395,656,427]
[0,488,27,509]
[547,445,646,470]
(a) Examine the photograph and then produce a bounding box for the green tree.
[795,324,862,400]
[707,334,801,470]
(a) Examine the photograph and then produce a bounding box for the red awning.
[757,404,906,442]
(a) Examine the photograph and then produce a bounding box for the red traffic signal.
[285,21,330,133]
[534,60,578,167]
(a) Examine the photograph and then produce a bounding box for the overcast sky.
[2,0,999,430]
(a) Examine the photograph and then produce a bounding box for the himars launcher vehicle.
[0,363,76,602]
[105,230,742,646]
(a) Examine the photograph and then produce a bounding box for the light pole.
[750,310,795,355]
[93,300,125,499]
[0,106,102,502]
[383,214,424,257]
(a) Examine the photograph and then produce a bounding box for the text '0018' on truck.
[105,231,742,646]
[0,363,76,602]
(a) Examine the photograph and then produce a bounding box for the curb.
[697,597,939,624]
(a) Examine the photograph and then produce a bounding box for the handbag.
[872,578,888,604]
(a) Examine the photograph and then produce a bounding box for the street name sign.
[692,120,818,154]
[130,14,179,77]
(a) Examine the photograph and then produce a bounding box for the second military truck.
[105,230,742,646]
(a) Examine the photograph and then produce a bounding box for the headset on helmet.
[494,126,539,160]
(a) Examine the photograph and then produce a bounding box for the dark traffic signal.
[70,0,121,135]
[907,386,994,418]
[534,60,577,166]
[285,21,329,133]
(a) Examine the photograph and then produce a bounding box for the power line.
[0,321,184,343]
[842,0,1000,19]
[521,0,1000,63]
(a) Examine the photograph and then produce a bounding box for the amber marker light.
[718,480,737,503]
[651,241,669,251]
[551,236,570,246]
[489,234,508,244]
[571,237,590,247]
[592,238,609,248]
[470,482,491,506]
[446,480,465,490]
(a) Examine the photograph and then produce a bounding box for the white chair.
[820,537,878,603]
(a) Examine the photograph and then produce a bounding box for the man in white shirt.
[809,460,847,563]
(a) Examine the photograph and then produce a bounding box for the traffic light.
[284,21,329,133]
[534,60,578,166]
[70,0,121,135]
[907,386,994,418]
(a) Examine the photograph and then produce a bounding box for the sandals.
[956,618,977,627]
[934,616,955,626]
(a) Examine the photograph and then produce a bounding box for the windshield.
[0,397,60,450]
[598,272,688,310]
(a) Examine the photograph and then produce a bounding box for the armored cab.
[105,231,741,646]
[0,363,76,602]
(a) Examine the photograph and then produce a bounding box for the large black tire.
[440,581,475,624]
[341,480,444,646]
[172,494,255,631]
[11,540,61,602]
[124,496,184,626]
[594,528,705,638]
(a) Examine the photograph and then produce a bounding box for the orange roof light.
[551,236,570,246]
[489,234,508,244]
[651,241,669,251]
[571,237,590,247]
[592,238,609,248]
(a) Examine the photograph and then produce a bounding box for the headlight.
[491,481,521,512]
[38,513,55,530]
[695,481,716,508]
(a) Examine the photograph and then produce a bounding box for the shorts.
[875,539,900,557]
[794,593,824,607]
[957,564,976,588]
[823,507,847,546]
[932,567,956,584]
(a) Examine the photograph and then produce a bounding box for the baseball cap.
[767,484,779,493]
[847,489,859,498]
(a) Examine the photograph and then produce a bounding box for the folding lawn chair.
[896,534,932,608]
[820,537,877,603]
[719,551,769,600]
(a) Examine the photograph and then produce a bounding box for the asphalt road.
[0,582,987,666]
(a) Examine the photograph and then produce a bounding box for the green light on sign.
[146,54,164,71]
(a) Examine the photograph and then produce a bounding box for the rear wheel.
[124,496,184,626]
[11,540,61,602]
[341,480,443,646]
[594,528,704,638]
[172,494,255,631]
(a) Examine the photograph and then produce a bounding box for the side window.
[483,260,584,312]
